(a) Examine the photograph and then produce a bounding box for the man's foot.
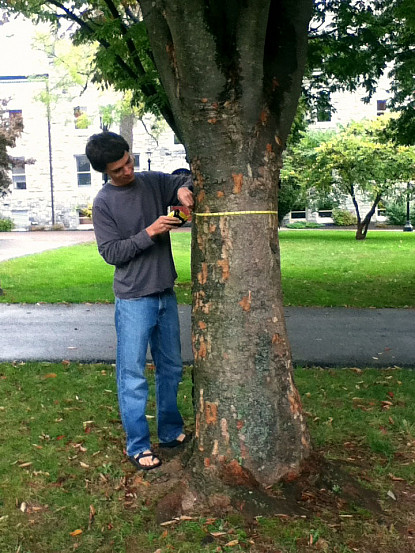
[129,450,162,471]
[159,433,192,449]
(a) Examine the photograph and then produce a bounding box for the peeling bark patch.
[266,144,273,153]
[220,418,230,444]
[197,262,208,285]
[232,173,243,194]
[212,440,219,456]
[207,118,217,124]
[217,259,230,281]
[216,190,224,198]
[239,292,252,312]
[288,389,303,418]
[236,420,244,430]
[197,190,206,204]
[205,402,218,425]
[198,321,207,330]
[260,108,269,124]
[220,460,259,489]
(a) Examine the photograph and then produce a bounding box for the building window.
[9,109,23,123]
[133,153,140,176]
[11,157,27,190]
[377,100,387,116]
[291,210,307,219]
[76,155,91,186]
[74,106,90,129]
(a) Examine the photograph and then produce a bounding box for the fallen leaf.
[387,490,397,501]
[43,373,57,379]
[18,462,32,469]
[210,532,227,537]
[225,539,239,547]
[70,529,83,537]
[80,462,89,469]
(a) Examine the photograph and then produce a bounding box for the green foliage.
[0,217,14,231]
[331,209,357,226]
[0,99,24,197]
[308,0,415,143]
[385,202,415,226]
[286,221,324,229]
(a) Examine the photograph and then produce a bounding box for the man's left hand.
[177,187,194,210]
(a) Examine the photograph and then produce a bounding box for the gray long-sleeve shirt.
[92,171,191,299]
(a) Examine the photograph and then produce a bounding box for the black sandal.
[129,451,162,471]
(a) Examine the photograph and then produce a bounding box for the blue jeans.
[115,290,184,457]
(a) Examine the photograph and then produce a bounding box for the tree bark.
[141,0,312,491]
[355,195,381,241]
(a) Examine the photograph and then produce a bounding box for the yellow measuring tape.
[194,210,278,217]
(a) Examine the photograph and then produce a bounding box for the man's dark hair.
[85,132,130,172]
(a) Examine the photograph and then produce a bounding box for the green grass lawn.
[0,230,414,307]
[0,362,414,552]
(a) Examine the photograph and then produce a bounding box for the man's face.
[106,151,135,187]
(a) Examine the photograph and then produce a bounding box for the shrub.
[385,202,415,226]
[331,209,357,226]
[286,221,324,229]
[0,217,14,232]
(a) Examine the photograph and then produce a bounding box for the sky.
[0,15,50,76]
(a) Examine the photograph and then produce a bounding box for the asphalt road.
[1,230,414,367]
[1,303,414,367]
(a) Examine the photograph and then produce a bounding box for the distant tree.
[0,99,24,197]
[286,118,415,240]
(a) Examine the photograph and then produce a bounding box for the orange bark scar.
[236,420,244,430]
[232,173,243,194]
[205,402,218,425]
[209,223,217,234]
[198,336,207,359]
[260,109,268,124]
[239,291,252,312]
[217,259,230,281]
[217,190,224,198]
[288,390,302,418]
[212,440,219,456]
[220,418,230,444]
[197,262,208,285]
[266,143,273,153]
[201,98,208,103]
[197,190,205,204]
[204,457,211,467]
[207,118,217,124]
[198,321,207,330]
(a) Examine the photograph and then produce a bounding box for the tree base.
[124,442,384,524]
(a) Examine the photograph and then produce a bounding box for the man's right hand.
[146,215,181,238]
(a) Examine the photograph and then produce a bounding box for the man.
[86,131,193,470]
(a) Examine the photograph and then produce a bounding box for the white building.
[0,16,188,230]
[0,73,188,230]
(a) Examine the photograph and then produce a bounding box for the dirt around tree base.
[122,443,415,552]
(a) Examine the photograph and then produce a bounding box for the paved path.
[0,230,96,262]
[1,303,414,367]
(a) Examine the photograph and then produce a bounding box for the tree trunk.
[190,156,310,488]
[355,196,381,240]
[141,0,312,492]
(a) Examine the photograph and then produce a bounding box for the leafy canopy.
[1,1,414,143]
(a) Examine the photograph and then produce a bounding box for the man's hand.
[177,187,194,210]
[146,216,181,238]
